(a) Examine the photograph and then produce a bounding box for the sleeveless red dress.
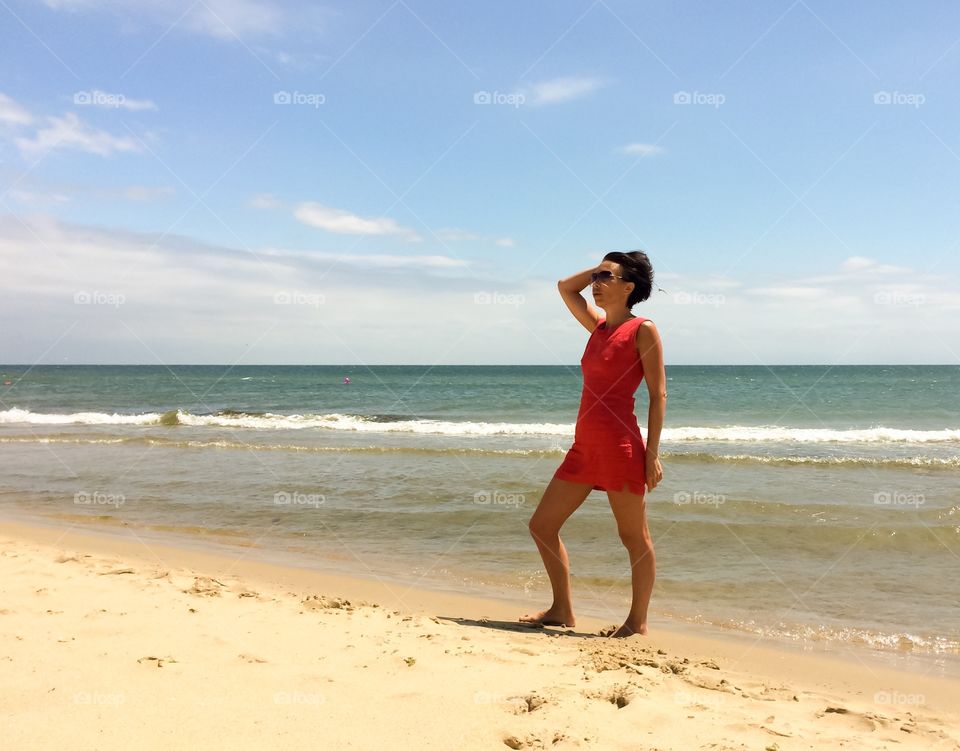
[553,316,649,495]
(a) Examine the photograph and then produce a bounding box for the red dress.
[553,316,649,495]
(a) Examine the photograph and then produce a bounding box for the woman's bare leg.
[606,487,656,636]
[521,476,593,626]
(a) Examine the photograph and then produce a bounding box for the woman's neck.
[604,310,635,327]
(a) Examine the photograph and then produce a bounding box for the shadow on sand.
[434,616,609,640]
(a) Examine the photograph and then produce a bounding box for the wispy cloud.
[294,202,422,241]
[265,247,469,269]
[6,189,72,206]
[14,112,142,158]
[1,178,172,203]
[746,285,828,300]
[620,143,664,157]
[436,228,516,248]
[110,186,175,202]
[840,255,911,275]
[436,227,478,242]
[39,0,291,39]
[0,215,551,364]
[0,93,33,126]
[1,92,147,158]
[253,46,329,69]
[527,76,608,105]
[248,192,282,210]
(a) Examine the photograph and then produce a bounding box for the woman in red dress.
[521,251,666,637]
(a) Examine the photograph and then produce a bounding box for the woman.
[521,251,666,637]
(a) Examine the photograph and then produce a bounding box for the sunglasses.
[590,270,624,283]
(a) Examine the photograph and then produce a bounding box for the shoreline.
[3,507,956,682]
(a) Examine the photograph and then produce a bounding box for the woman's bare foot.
[608,621,647,638]
[519,607,575,628]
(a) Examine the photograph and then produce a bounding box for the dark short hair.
[603,250,654,307]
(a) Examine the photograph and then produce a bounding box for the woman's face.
[591,260,632,308]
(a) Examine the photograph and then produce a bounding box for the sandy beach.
[1,516,958,751]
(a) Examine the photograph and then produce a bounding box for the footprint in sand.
[584,682,638,708]
[680,673,736,695]
[184,576,226,597]
[300,595,354,611]
[502,733,553,750]
[499,693,547,715]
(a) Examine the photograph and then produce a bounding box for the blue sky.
[1,0,959,365]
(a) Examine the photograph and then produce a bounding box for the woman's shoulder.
[633,317,661,345]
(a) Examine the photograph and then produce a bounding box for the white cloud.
[0,215,507,364]
[873,263,912,275]
[435,227,517,248]
[620,143,664,157]
[1,215,957,364]
[264,247,469,269]
[249,192,282,210]
[436,227,478,242]
[527,76,607,105]
[658,272,742,290]
[39,0,289,39]
[294,202,421,241]
[746,285,828,300]
[183,0,285,39]
[253,45,328,69]
[6,189,72,206]
[842,255,875,270]
[0,93,33,126]
[13,112,142,158]
[112,186,175,202]
[841,255,911,275]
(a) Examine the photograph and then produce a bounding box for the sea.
[1,364,958,674]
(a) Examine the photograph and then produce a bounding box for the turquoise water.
[1,364,958,668]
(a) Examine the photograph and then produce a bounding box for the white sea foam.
[2,408,958,442]
[0,407,162,426]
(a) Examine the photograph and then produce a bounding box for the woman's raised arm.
[558,267,602,333]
